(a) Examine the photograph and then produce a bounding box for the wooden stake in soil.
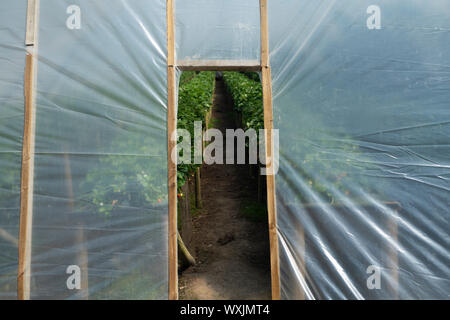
[387,207,399,299]
[195,168,202,209]
[167,0,178,300]
[260,0,282,300]
[18,0,39,300]
[178,232,196,268]
[64,153,89,299]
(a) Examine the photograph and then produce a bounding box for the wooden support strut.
[259,0,281,300]
[166,0,281,300]
[195,168,202,209]
[18,54,33,300]
[177,60,261,72]
[167,0,178,301]
[18,0,39,300]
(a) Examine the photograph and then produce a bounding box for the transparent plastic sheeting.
[175,0,260,62]
[0,0,27,299]
[0,0,449,301]
[269,0,450,299]
[34,0,168,299]
[0,0,170,300]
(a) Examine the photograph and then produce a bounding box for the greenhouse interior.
[0,0,449,300]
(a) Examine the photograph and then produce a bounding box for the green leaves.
[222,71,373,205]
[82,137,167,215]
[177,71,215,190]
[223,72,264,132]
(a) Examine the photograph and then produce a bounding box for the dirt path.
[179,77,271,300]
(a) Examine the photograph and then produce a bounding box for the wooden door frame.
[166,0,281,300]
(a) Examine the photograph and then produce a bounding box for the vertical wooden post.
[257,166,262,203]
[387,209,399,299]
[195,168,202,209]
[18,0,39,300]
[167,0,178,300]
[297,225,306,300]
[64,153,89,299]
[260,0,281,300]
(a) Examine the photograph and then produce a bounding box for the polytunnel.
[0,0,449,300]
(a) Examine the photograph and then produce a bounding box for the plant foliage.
[223,72,264,132]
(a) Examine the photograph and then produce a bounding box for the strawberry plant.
[223,72,264,132]
[223,71,377,204]
[176,71,215,188]
[82,72,215,215]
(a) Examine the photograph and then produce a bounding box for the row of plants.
[222,72,378,205]
[176,71,215,189]
[81,72,214,214]
[179,71,197,86]
[223,72,264,132]
[242,72,260,83]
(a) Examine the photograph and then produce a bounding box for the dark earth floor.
[179,77,271,300]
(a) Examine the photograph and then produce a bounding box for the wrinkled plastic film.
[31,0,168,299]
[0,0,448,301]
[0,0,27,300]
[175,0,260,62]
[269,0,450,299]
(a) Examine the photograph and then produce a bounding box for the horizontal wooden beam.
[177,60,262,72]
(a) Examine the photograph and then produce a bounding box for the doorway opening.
[176,71,271,299]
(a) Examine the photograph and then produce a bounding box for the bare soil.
[179,78,271,300]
